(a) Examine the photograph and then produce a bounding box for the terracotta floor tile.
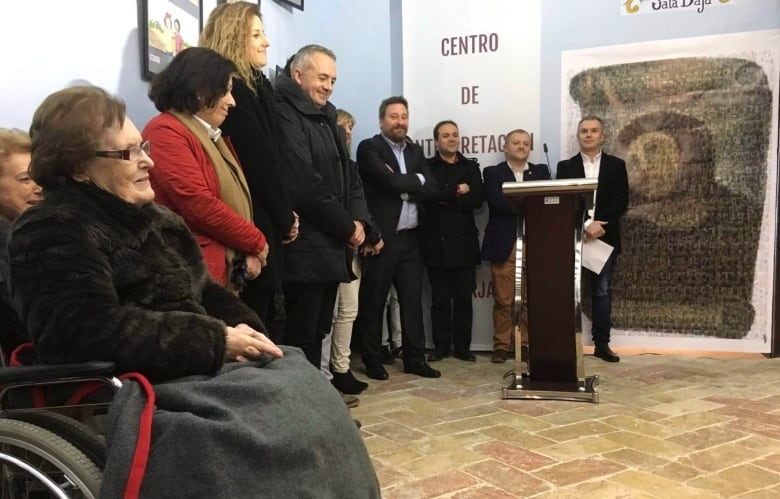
[666,425,748,450]
[537,420,618,442]
[450,485,518,499]
[678,443,760,472]
[538,435,624,460]
[463,458,550,497]
[532,457,626,487]
[602,448,670,468]
[479,425,557,449]
[350,352,780,497]
[689,464,780,496]
[473,440,557,470]
[753,454,780,474]
[382,469,479,499]
[608,469,709,497]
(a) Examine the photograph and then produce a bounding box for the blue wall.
[1,0,776,156]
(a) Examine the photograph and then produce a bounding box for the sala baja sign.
[622,0,732,15]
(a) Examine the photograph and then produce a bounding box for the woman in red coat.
[143,47,268,292]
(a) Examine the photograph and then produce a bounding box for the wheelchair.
[0,350,121,499]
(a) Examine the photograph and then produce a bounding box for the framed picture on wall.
[142,0,202,80]
[274,0,303,11]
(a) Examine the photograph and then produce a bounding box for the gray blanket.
[100,347,380,498]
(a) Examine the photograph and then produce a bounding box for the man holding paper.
[557,116,628,363]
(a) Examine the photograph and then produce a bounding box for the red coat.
[143,112,266,286]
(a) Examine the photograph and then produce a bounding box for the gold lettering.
[623,0,640,13]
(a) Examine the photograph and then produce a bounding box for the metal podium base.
[502,371,599,403]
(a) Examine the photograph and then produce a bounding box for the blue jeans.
[585,252,617,346]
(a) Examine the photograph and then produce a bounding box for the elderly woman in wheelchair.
[2,84,379,498]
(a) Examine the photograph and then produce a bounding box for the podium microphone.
[543,143,552,178]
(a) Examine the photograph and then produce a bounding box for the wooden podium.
[501,178,599,403]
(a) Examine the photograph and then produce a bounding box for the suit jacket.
[356,134,437,245]
[556,152,628,253]
[480,161,550,263]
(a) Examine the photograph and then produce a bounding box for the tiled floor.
[351,350,780,498]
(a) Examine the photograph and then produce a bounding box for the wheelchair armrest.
[0,362,117,385]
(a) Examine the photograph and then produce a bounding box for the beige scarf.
[170,111,253,293]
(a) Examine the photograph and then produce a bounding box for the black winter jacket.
[274,74,375,283]
[8,180,263,382]
[422,152,484,268]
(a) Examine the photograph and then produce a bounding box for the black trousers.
[283,281,339,368]
[357,229,426,368]
[427,266,476,355]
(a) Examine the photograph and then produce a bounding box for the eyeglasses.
[95,140,151,161]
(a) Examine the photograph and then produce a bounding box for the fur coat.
[8,179,263,382]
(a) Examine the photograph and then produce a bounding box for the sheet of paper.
[582,238,614,274]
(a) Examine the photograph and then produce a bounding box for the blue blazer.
[480,161,550,263]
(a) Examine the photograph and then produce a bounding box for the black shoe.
[380,345,395,365]
[391,345,403,359]
[427,351,449,362]
[332,370,369,395]
[365,363,389,380]
[594,344,620,363]
[453,351,476,362]
[403,362,441,378]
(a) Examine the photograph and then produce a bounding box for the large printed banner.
[402,0,542,350]
[561,30,780,352]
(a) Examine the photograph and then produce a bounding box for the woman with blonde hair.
[0,128,42,355]
[200,2,297,337]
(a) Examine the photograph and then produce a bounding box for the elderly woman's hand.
[225,324,284,362]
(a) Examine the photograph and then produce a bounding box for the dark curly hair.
[149,47,237,113]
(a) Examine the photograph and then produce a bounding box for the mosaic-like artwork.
[569,56,774,339]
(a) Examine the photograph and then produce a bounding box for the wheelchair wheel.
[0,418,101,498]
[6,412,106,469]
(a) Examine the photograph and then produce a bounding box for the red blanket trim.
[9,342,34,367]
[9,343,43,407]
[64,381,105,406]
[118,372,155,499]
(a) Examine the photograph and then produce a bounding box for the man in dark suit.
[556,116,629,362]
[481,129,550,363]
[356,96,440,380]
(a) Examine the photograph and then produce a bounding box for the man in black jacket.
[423,120,483,362]
[356,96,440,380]
[557,116,629,363]
[275,45,377,368]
